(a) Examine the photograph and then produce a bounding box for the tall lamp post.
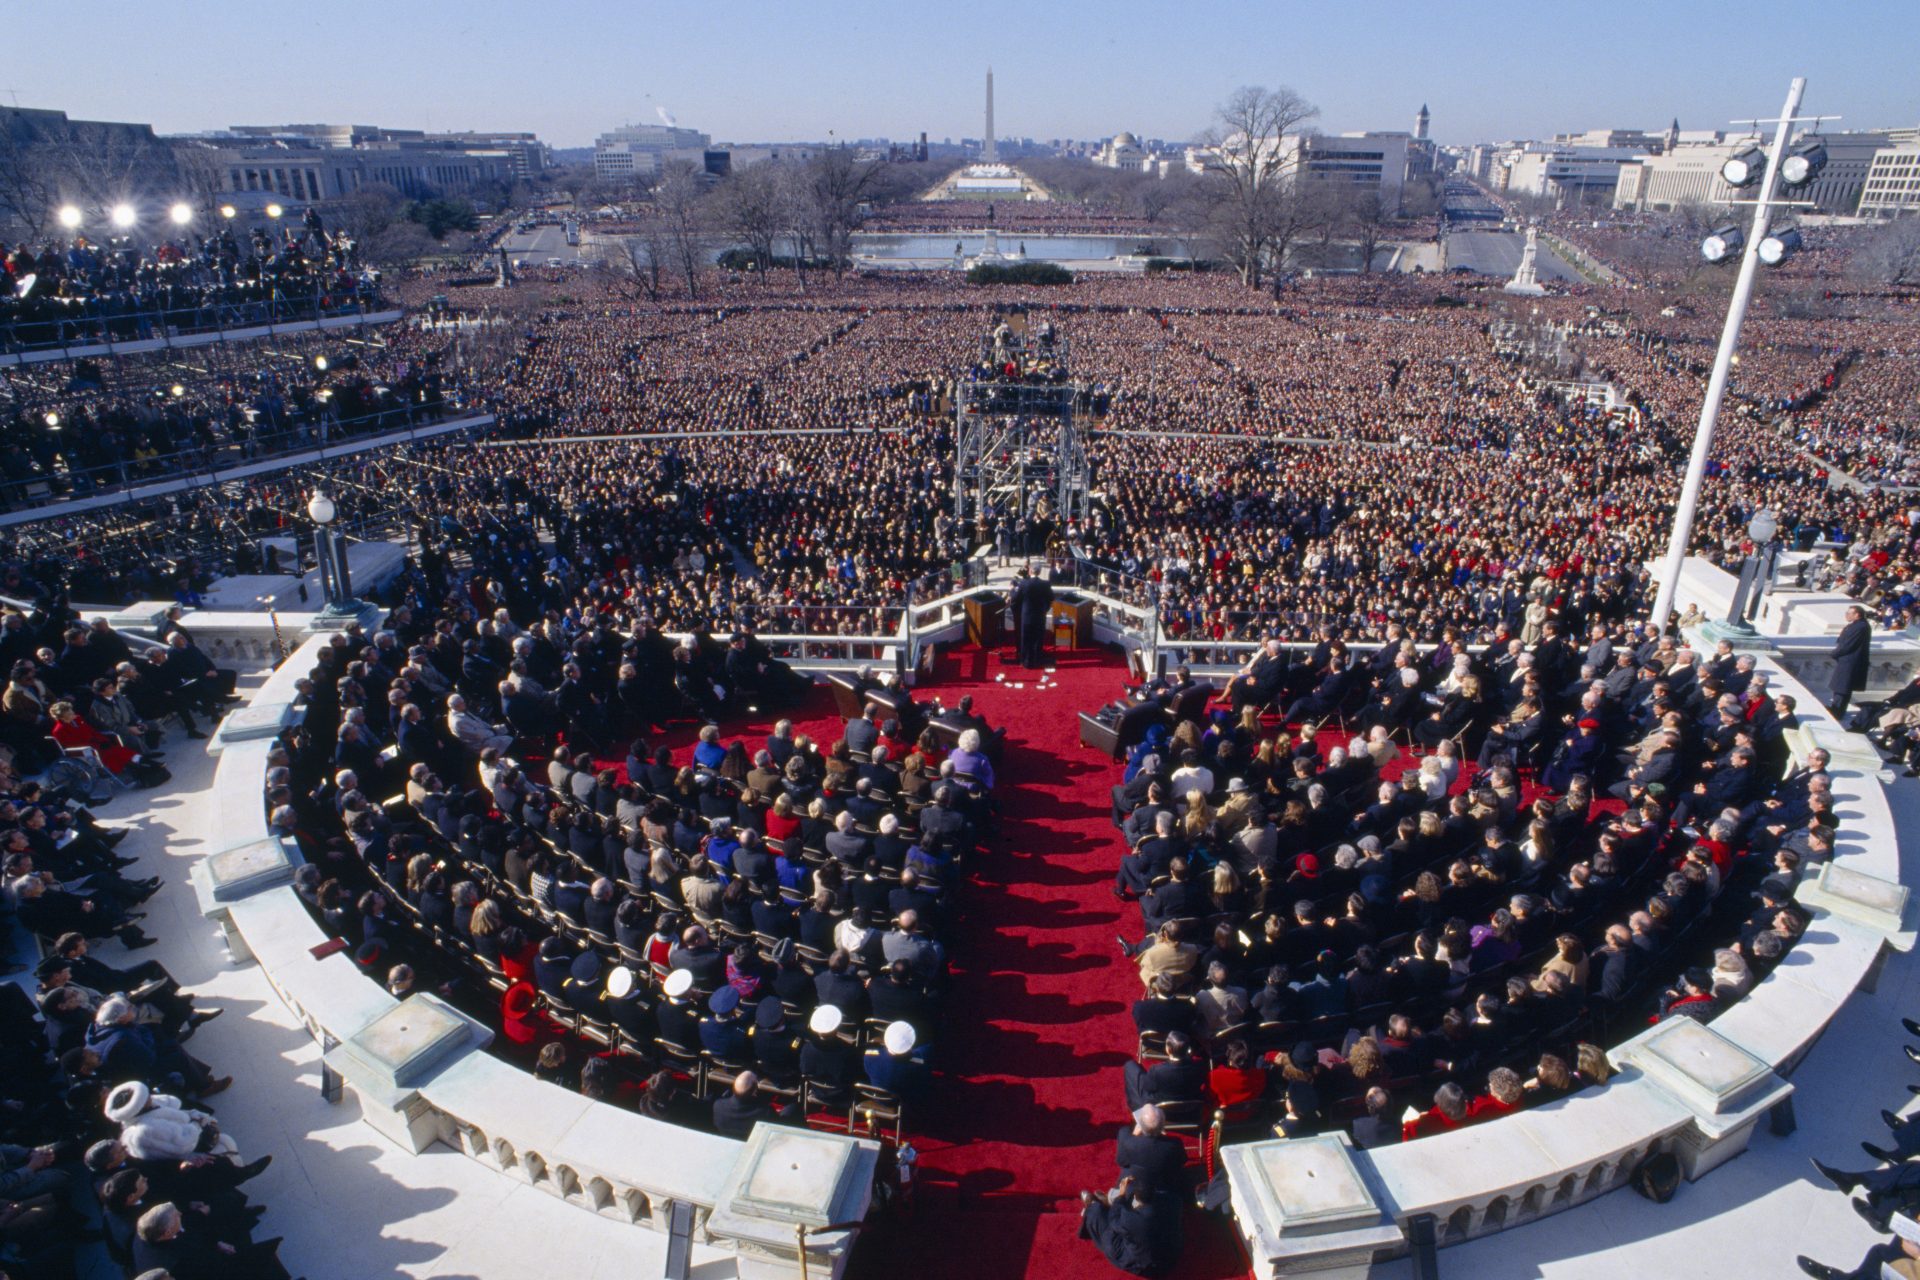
[307,490,362,620]
[1648,75,1827,632]
[1722,508,1781,634]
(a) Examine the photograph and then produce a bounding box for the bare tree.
[807,148,881,276]
[335,184,405,240]
[359,220,436,267]
[776,164,818,293]
[713,162,782,277]
[1196,85,1320,288]
[1345,189,1389,273]
[0,126,55,237]
[1293,183,1347,270]
[172,146,231,223]
[1851,216,1920,289]
[653,161,712,300]
[587,232,665,301]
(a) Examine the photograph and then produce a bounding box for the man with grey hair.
[133,1197,290,1277]
[1226,637,1287,712]
[825,810,871,868]
[1115,810,1180,898]
[1114,1102,1186,1199]
[445,693,511,757]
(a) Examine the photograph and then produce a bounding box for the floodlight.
[219,204,237,219]
[1720,145,1766,188]
[1758,226,1802,266]
[169,202,193,225]
[307,492,336,525]
[1780,140,1827,188]
[314,356,328,371]
[43,412,59,428]
[56,205,82,229]
[170,384,184,398]
[109,203,136,229]
[1700,225,1745,264]
[265,203,283,219]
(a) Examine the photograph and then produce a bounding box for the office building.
[1859,143,1920,219]
[593,123,712,180]
[1503,144,1640,202]
[176,136,514,203]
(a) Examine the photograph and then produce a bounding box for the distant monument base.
[1504,224,1548,296]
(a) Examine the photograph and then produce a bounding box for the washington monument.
[984,67,996,163]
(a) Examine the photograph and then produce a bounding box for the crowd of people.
[6,225,1918,647]
[0,599,294,1279]
[0,323,468,511]
[0,217,381,353]
[267,603,992,1155]
[1082,615,1830,1272]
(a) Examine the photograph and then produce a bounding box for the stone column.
[323,993,493,1155]
[1610,1018,1793,1181]
[1221,1134,1405,1279]
[705,1125,881,1280]
[188,834,306,964]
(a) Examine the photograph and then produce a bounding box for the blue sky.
[14,0,1915,148]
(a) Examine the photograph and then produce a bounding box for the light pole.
[1648,76,1824,631]
[307,490,362,619]
[1722,509,1780,633]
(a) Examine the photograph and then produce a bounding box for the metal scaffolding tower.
[951,313,1103,537]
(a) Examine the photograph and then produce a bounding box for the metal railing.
[0,396,482,518]
[0,286,389,358]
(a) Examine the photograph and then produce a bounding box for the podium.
[1050,598,1094,650]
[966,593,1005,648]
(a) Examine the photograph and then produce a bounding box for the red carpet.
[849,643,1248,1280]
[653,642,1248,1278]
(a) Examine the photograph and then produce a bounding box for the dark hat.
[34,954,71,979]
[768,937,796,965]
[569,952,603,985]
[1683,967,1712,991]
[755,998,786,1029]
[709,985,741,1015]
[1285,1078,1322,1116]
[1289,1041,1317,1070]
[355,939,386,968]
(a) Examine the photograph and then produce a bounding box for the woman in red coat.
[50,702,166,786]
[500,981,559,1059]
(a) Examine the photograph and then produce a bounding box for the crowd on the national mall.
[0,206,1917,1279]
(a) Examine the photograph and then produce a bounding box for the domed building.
[1094,130,1148,169]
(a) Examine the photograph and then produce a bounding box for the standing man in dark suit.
[1010,564,1053,669]
[1829,605,1872,719]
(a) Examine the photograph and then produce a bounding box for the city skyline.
[13,0,1916,150]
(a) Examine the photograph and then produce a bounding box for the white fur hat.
[105,1080,150,1125]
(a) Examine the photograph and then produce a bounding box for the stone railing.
[1221,638,1910,1277]
[186,627,881,1280]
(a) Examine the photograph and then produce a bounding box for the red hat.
[502,982,537,1019]
[1577,718,1600,730]
[1296,853,1320,876]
